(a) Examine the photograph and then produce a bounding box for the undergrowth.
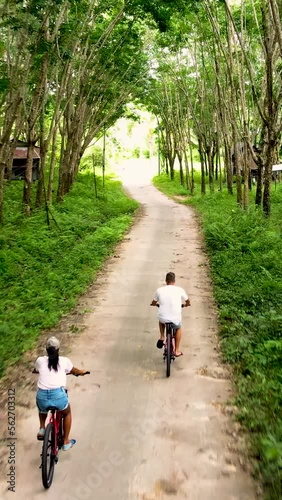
[153,172,282,499]
[0,171,138,377]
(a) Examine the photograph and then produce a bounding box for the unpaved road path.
[0,161,258,499]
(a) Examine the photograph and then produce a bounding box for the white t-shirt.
[35,356,73,390]
[154,285,188,325]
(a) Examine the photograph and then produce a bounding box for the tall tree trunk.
[177,152,184,185]
[255,161,263,206]
[0,96,22,222]
[168,153,176,181]
[36,110,47,208]
[47,127,58,204]
[207,146,214,193]
[0,164,5,225]
[187,122,194,194]
[23,51,48,214]
[57,125,67,202]
[224,140,233,195]
[23,140,35,215]
[243,139,249,210]
[198,138,206,195]
[183,148,192,193]
[218,146,223,192]
[263,135,277,216]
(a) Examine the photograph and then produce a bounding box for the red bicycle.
[33,371,90,488]
[41,402,64,488]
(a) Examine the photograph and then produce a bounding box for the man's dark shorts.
[160,321,181,330]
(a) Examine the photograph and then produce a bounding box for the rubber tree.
[223,0,282,216]
[57,4,149,200]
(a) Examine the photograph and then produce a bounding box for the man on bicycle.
[150,272,190,357]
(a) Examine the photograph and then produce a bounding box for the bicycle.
[152,304,185,378]
[163,322,176,378]
[33,370,90,489]
[41,400,64,488]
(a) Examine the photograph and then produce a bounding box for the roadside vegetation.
[0,171,138,378]
[153,172,282,499]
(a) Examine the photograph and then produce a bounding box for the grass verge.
[0,171,138,377]
[153,172,282,499]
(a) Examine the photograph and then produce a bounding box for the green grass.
[153,172,282,499]
[0,171,138,377]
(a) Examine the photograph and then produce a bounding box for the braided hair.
[47,346,59,371]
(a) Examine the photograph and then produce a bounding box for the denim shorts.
[36,387,69,414]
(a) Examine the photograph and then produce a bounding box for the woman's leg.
[39,412,47,429]
[61,405,72,445]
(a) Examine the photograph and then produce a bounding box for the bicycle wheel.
[42,422,56,489]
[166,330,171,378]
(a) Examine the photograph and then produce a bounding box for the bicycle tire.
[42,423,56,489]
[166,329,171,378]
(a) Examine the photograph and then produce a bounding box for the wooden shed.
[6,140,40,181]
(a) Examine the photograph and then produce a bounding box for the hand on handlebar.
[32,368,90,376]
[68,370,90,377]
[183,300,191,307]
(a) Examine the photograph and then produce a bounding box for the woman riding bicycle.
[34,336,89,451]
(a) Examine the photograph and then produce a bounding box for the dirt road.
[0,161,257,499]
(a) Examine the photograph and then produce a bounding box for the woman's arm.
[70,367,90,376]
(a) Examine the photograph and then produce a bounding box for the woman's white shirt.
[35,356,73,389]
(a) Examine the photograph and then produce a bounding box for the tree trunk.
[47,127,58,204]
[36,112,47,208]
[57,124,68,202]
[23,140,35,215]
[177,152,184,185]
[0,163,5,225]
[207,147,214,193]
[255,160,263,206]
[198,138,206,195]
[224,140,233,195]
[183,148,192,193]
[263,136,277,216]
[168,153,176,181]
[243,140,249,209]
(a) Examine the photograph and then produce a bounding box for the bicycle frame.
[48,409,63,456]
[163,326,175,356]
[163,323,176,377]
[35,371,90,489]
[41,408,63,489]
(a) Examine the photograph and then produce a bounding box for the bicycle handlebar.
[74,371,90,377]
[67,371,90,377]
[32,370,90,376]
[151,304,185,308]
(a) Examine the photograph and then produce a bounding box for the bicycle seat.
[46,406,61,412]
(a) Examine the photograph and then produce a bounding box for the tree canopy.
[1,0,282,222]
